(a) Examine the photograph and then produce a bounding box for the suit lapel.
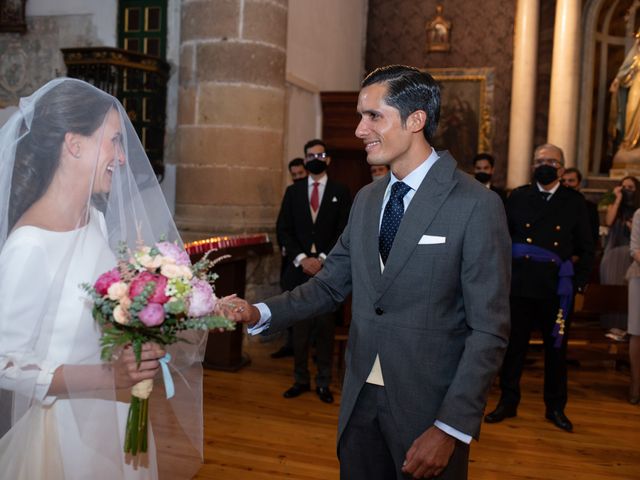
[376,153,458,299]
[296,180,314,227]
[363,178,387,291]
[315,180,334,223]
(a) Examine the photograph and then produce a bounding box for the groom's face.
[355,83,413,167]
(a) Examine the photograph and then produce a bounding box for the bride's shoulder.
[2,226,49,256]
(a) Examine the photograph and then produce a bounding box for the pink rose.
[156,242,191,266]
[94,268,121,295]
[187,278,216,317]
[138,303,165,327]
[129,271,170,304]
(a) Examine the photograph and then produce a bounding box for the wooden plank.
[193,332,640,479]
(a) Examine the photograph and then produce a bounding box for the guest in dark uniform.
[484,143,594,432]
[276,139,351,403]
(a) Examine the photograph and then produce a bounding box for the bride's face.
[88,108,126,194]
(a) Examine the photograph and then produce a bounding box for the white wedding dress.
[0,210,157,479]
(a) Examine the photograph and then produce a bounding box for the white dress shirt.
[293,174,328,266]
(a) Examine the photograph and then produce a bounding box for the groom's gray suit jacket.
[264,152,511,449]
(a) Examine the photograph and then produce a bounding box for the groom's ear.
[406,110,427,134]
[63,132,82,159]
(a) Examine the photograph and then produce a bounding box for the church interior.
[1,0,640,478]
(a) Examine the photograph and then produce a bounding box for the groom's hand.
[226,298,260,326]
[402,425,455,478]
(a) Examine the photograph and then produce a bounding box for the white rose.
[107,281,129,301]
[113,305,130,325]
[159,255,176,267]
[161,263,184,279]
[138,253,163,270]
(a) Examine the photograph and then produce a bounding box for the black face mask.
[622,188,636,206]
[305,159,328,175]
[474,172,492,184]
[533,165,558,185]
[293,177,306,183]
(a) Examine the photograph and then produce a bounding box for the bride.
[0,79,206,479]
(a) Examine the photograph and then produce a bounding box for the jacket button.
[553,241,559,247]
[375,307,384,315]
[525,223,531,228]
[526,237,533,244]
[555,225,561,231]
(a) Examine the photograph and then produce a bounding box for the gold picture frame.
[425,67,494,169]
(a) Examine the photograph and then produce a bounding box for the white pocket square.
[418,234,446,245]
[332,196,338,202]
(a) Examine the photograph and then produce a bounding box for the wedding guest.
[600,176,640,334]
[472,153,507,203]
[370,163,390,182]
[275,139,351,403]
[485,144,594,433]
[626,208,640,404]
[561,167,600,247]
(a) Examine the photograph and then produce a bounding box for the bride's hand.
[112,343,165,389]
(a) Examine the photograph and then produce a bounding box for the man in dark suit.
[275,139,351,403]
[561,167,600,247]
[484,144,595,433]
[232,66,510,479]
[472,153,507,203]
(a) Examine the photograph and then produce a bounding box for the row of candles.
[184,233,270,255]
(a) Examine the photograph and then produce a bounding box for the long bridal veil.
[0,78,206,479]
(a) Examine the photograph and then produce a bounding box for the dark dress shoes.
[484,404,517,423]
[270,346,294,359]
[283,383,310,398]
[316,387,334,404]
[545,409,573,432]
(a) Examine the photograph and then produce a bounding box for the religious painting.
[426,67,494,171]
[0,0,27,33]
[425,4,451,53]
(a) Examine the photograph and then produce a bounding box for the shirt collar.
[536,181,560,196]
[308,174,328,187]
[387,149,440,193]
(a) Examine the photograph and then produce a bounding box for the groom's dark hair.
[362,65,440,144]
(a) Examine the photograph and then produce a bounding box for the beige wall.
[283,0,368,186]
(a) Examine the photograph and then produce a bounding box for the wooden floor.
[195,326,640,479]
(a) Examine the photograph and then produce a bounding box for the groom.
[233,65,511,479]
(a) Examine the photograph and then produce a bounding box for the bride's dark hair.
[9,80,115,230]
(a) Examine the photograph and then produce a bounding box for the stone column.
[507,0,539,189]
[175,0,288,239]
[547,0,581,167]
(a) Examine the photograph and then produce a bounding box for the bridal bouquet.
[82,241,236,455]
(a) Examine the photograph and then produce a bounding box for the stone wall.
[0,15,100,107]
